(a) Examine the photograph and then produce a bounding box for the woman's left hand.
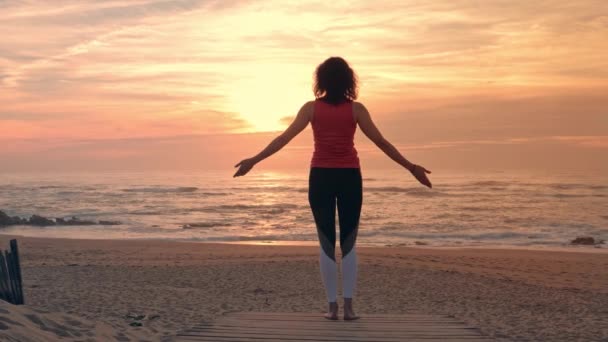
[233,158,257,177]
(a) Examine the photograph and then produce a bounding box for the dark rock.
[2,210,122,228]
[570,236,596,245]
[414,241,429,245]
[129,322,142,327]
[29,215,56,226]
[99,220,121,225]
[0,210,13,226]
[11,216,26,224]
[65,216,96,225]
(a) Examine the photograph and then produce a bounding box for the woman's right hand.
[410,164,432,188]
[233,158,257,177]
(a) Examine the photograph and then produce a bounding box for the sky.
[1,0,607,173]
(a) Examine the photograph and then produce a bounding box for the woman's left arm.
[234,101,313,177]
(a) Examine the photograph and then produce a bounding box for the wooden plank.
[199,321,471,329]
[231,312,428,316]
[176,333,494,342]
[230,312,435,318]
[176,337,495,342]
[218,317,461,323]
[184,329,483,338]
[228,315,454,321]
[223,312,454,322]
[224,313,456,321]
[189,324,479,332]
[213,319,464,326]
[188,328,480,335]
[9,240,24,305]
[192,322,477,331]
[173,312,496,341]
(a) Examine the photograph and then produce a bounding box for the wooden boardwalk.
[174,312,496,341]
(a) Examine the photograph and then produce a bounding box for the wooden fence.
[0,239,24,305]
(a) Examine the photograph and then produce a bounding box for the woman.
[234,57,432,321]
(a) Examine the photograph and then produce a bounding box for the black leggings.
[308,167,362,261]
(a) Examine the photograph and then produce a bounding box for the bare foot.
[343,298,360,321]
[324,302,338,320]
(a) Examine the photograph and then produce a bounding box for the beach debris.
[414,241,429,245]
[126,313,146,320]
[125,313,147,327]
[0,210,121,228]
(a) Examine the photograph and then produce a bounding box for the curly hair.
[313,57,358,105]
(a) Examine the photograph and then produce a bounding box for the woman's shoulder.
[351,101,367,112]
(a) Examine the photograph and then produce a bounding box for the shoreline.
[1,232,606,254]
[1,235,606,341]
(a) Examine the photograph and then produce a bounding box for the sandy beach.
[0,235,606,342]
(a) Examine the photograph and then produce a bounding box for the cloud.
[279,116,294,125]
[550,136,608,148]
[1,0,607,172]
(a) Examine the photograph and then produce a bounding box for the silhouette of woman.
[234,57,432,320]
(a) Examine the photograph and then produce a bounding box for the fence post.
[0,253,11,303]
[10,240,24,305]
[0,239,24,305]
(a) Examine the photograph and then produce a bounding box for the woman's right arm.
[354,102,432,188]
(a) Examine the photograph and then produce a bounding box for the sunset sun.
[225,64,313,132]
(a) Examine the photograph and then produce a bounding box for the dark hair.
[313,57,358,105]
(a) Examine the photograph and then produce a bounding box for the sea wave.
[359,230,552,241]
[182,222,231,229]
[121,186,199,193]
[214,203,299,210]
[547,183,608,190]
[365,186,443,196]
[38,185,66,189]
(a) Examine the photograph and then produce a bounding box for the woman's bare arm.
[234,101,313,177]
[354,102,432,187]
[354,102,415,170]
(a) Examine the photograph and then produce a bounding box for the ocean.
[1,169,606,250]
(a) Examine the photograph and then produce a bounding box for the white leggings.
[319,246,357,302]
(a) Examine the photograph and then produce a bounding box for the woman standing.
[234,57,432,321]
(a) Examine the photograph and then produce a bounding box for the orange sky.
[1,1,607,173]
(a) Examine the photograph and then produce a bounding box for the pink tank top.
[310,99,360,168]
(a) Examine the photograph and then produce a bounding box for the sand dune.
[0,300,155,342]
